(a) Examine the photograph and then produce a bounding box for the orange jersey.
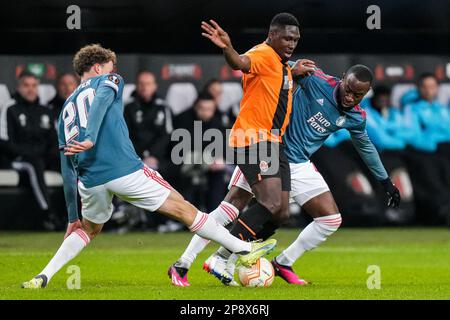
[229,42,293,147]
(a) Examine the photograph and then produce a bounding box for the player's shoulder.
[245,42,273,57]
[100,73,123,85]
[348,104,367,126]
[310,68,339,87]
[98,73,124,93]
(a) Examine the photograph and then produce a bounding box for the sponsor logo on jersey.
[307,111,330,133]
[316,98,324,106]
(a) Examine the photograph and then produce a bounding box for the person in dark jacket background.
[0,71,59,229]
[173,92,228,212]
[47,73,79,126]
[124,71,173,176]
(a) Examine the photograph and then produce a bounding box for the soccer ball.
[237,257,275,287]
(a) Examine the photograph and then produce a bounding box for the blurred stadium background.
[0,0,449,232]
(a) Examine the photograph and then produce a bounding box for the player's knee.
[273,209,290,225]
[84,227,100,240]
[81,221,102,239]
[259,198,282,215]
[258,198,290,225]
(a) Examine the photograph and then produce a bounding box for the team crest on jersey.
[259,160,269,173]
[336,115,346,127]
[108,75,120,84]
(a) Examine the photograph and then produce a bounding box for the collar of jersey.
[262,42,285,64]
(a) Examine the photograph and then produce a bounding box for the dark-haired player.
[168,13,315,286]
[170,64,401,286]
[21,44,277,289]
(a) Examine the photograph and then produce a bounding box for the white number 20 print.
[62,88,95,143]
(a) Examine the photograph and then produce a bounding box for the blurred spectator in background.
[47,73,79,124]
[173,92,228,212]
[46,73,79,171]
[124,71,173,175]
[0,71,59,229]
[363,86,415,224]
[401,73,450,224]
[202,78,223,106]
[201,78,233,128]
[117,71,174,232]
[400,88,419,108]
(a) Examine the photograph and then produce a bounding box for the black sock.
[255,219,280,240]
[229,202,273,241]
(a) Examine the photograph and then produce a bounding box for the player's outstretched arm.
[350,129,401,208]
[201,20,250,72]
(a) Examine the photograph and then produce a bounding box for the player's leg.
[22,219,102,289]
[207,159,290,285]
[175,186,252,267]
[22,181,113,289]
[214,147,291,260]
[276,192,340,266]
[168,166,254,286]
[109,166,276,268]
[273,191,340,284]
[272,162,341,284]
[156,186,260,255]
[169,185,252,286]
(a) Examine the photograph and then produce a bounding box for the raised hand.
[201,20,232,49]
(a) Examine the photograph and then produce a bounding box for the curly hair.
[73,44,116,76]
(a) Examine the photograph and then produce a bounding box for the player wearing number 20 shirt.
[59,73,142,188]
[58,73,144,222]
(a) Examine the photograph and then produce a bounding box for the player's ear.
[267,27,278,41]
[93,63,101,75]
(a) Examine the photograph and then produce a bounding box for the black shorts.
[234,142,291,192]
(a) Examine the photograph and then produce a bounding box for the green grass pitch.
[0,228,449,300]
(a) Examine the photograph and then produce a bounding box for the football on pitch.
[237,257,275,287]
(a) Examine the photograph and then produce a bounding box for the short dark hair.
[56,72,78,83]
[372,85,391,97]
[418,73,437,86]
[136,70,155,81]
[270,13,299,28]
[346,64,374,85]
[371,85,391,106]
[18,71,38,81]
[194,92,215,106]
[203,78,221,91]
